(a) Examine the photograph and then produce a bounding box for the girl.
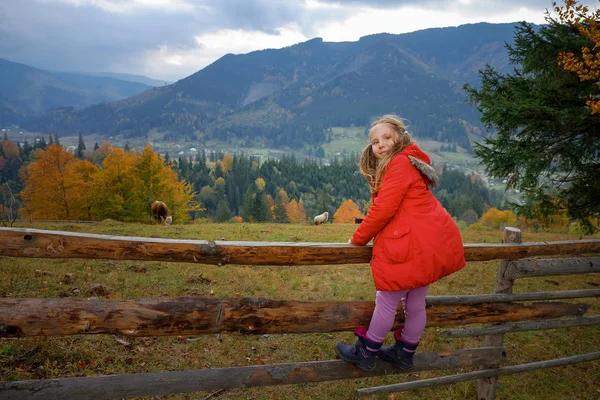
[335,115,466,372]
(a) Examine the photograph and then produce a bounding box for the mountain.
[21,22,519,149]
[0,58,152,124]
[79,72,169,87]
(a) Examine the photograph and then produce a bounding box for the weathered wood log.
[427,289,600,305]
[0,228,599,265]
[0,347,506,400]
[0,297,588,337]
[357,351,600,397]
[478,227,520,400]
[441,316,600,338]
[505,257,600,279]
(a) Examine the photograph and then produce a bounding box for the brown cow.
[151,201,172,226]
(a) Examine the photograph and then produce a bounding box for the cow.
[151,201,172,226]
[313,211,329,225]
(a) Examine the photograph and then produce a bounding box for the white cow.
[313,211,329,225]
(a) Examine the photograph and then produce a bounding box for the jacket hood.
[402,143,438,188]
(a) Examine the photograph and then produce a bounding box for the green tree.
[214,198,232,222]
[76,132,86,159]
[465,12,600,233]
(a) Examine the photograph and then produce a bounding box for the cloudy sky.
[0,0,596,82]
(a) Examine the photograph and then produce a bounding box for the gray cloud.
[313,0,559,9]
[1,0,594,81]
[0,0,333,80]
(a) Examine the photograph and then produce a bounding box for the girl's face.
[370,123,400,160]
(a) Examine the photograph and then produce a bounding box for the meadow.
[1,221,599,399]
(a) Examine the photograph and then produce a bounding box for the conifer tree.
[215,199,232,222]
[465,2,600,232]
[76,132,86,159]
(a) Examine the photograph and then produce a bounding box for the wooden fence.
[0,226,599,399]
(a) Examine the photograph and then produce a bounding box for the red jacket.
[351,144,466,291]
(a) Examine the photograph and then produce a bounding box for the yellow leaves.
[20,145,92,219]
[214,177,226,193]
[333,199,363,224]
[220,154,233,173]
[21,144,197,223]
[255,178,266,192]
[555,0,600,112]
[276,189,289,205]
[480,208,517,228]
[285,199,306,224]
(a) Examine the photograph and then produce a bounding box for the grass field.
[1,221,599,399]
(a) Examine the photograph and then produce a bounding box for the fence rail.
[0,297,588,338]
[0,347,506,400]
[0,226,599,399]
[357,351,600,397]
[441,315,600,338]
[1,228,600,264]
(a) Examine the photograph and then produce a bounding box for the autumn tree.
[92,144,196,223]
[91,145,144,221]
[480,208,517,229]
[138,144,174,220]
[465,2,600,233]
[21,145,95,219]
[273,189,289,223]
[219,154,233,174]
[333,199,364,223]
[286,199,306,224]
[73,159,99,220]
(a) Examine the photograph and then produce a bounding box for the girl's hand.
[348,239,354,244]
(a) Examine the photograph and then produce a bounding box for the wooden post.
[476,226,521,400]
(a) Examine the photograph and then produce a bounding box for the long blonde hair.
[359,115,414,194]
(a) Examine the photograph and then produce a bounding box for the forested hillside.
[20,23,519,151]
[0,135,506,225]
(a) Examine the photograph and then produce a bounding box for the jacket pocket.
[379,226,412,264]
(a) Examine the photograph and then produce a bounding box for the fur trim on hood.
[409,155,438,188]
[403,144,438,188]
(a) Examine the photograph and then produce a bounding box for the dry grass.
[1,221,599,399]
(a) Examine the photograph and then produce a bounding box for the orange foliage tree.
[333,199,364,223]
[20,145,98,219]
[286,199,307,224]
[21,144,196,223]
[556,0,600,113]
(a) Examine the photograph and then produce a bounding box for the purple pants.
[366,286,429,345]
